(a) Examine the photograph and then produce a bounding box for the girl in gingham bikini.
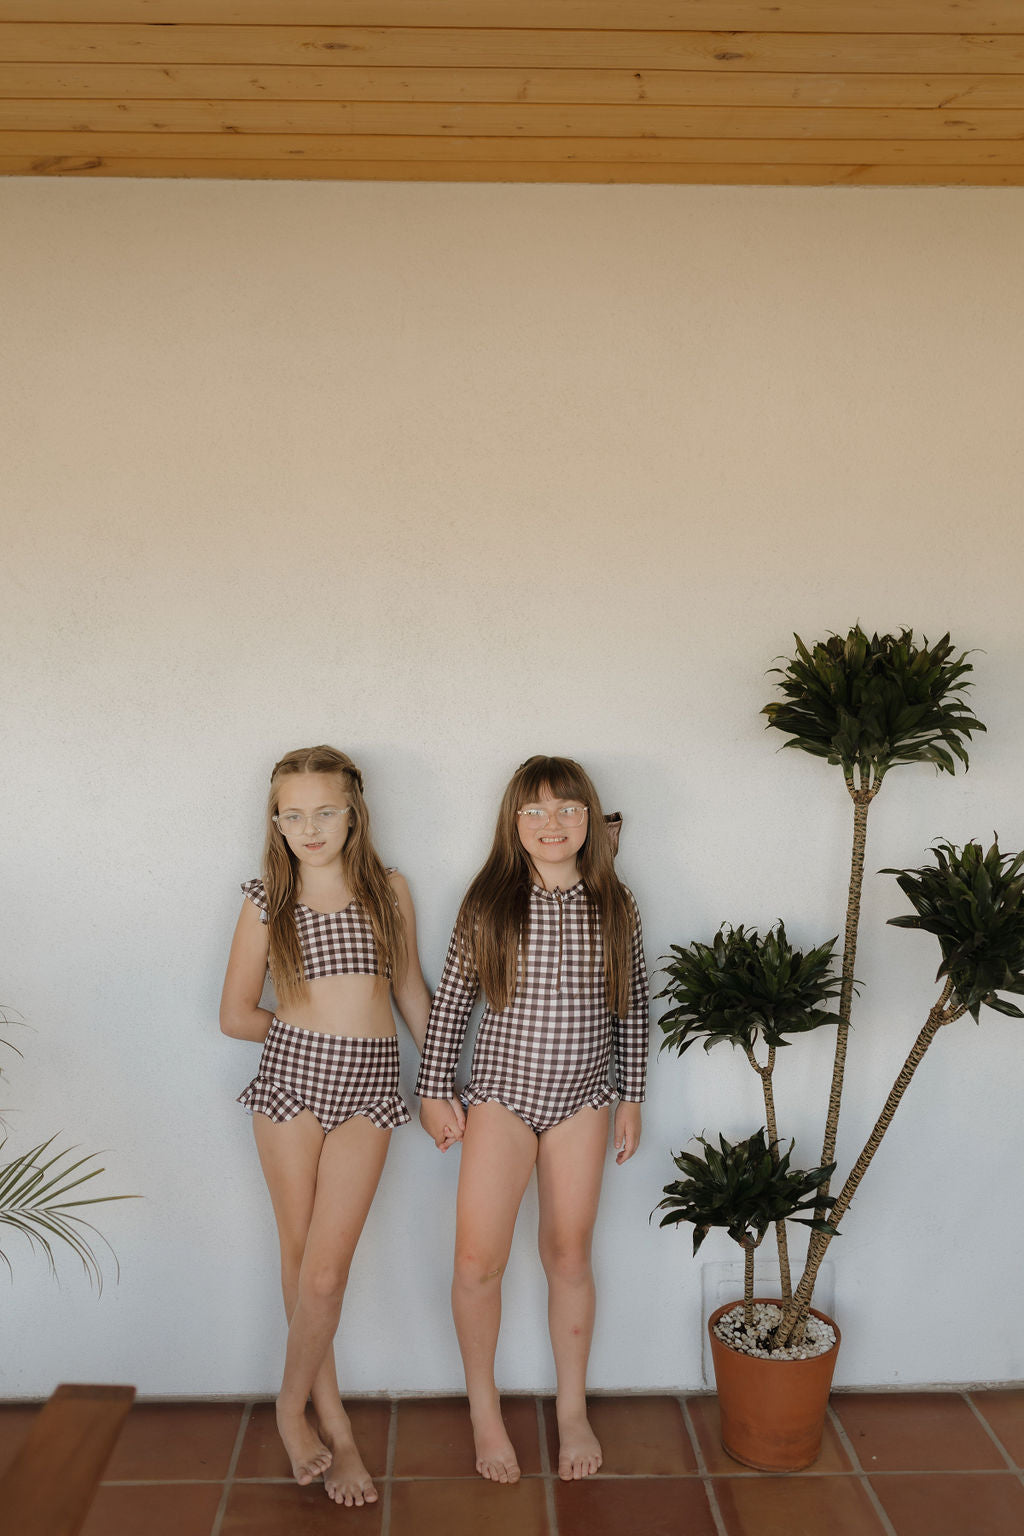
[417,755,649,1484]
[220,745,464,1505]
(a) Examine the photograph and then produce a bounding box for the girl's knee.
[453,1247,507,1291]
[299,1259,350,1306]
[539,1239,592,1287]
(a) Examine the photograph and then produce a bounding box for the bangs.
[514,755,593,808]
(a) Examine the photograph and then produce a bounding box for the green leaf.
[657,924,841,1059]
[763,626,984,780]
[652,1131,838,1256]
[0,1136,137,1292]
[886,838,1024,1021]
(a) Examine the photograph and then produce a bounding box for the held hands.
[420,1095,466,1152]
[614,1101,642,1165]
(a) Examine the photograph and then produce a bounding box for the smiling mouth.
[304,841,326,850]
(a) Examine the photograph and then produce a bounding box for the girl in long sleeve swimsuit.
[417,755,649,1485]
[220,744,463,1505]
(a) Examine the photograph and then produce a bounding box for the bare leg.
[452,1102,537,1483]
[536,1106,609,1480]
[254,1112,333,1484]
[253,1111,390,1501]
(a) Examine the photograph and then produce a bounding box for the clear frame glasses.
[273,807,351,836]
[517,804,587,829]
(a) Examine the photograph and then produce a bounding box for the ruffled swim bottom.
[238,1018,411,1133]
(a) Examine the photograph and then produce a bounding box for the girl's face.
[515,783,588,887]
[273,772,352,868]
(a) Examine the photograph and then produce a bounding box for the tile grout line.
[962,1387,1024,1485]
[95,1465,1024,1486]
[380,1397,398,1536]
[536,1395,559,1536]
[826,1402,897,1536]
[209,1398,252,1536]
[678,1396,728,1536]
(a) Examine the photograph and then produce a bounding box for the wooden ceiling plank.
[6,130,1024,165]
[4,27,1024,74]
[4,155,1023,187]
[5,4,1024,34]
[8,100,1024,139]
[3,64,1024,109]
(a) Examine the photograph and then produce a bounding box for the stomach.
[274,973,397,1039]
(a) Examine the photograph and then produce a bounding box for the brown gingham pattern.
[416,881,649,1133]
[238,1018,411,1132]
[241,878,385,978]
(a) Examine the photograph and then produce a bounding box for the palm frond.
[0,1135,136,1292]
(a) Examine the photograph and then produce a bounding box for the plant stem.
[744,1043,792,1305]
[776,981,958,1347]
[818,779,879,1196]
[744,1242,755,1327]
[787,773,878,1344]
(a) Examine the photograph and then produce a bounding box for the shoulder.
[241,879,270,922]
[617,882,644,926]
[387,867,412,910]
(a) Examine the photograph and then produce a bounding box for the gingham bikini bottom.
[238,1018,411,1133]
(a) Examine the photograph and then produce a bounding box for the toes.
[326,1477,377,1506]
[477,1458,517,1484]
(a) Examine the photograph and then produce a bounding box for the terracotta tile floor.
[2,1389,1023,1535]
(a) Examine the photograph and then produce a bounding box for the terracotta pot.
[707,1299,841,1472]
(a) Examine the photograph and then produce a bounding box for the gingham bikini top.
[241,878,389,980]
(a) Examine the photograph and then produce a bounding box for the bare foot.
[275,1399,332,1485]
[471,1408,521,1483]
[557,1408,602,1480]
[317,1416,378,1507]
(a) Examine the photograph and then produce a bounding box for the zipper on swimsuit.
[554,887,564,993]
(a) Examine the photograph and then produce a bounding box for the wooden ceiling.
[3,2,1024,185]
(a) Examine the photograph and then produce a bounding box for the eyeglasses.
[517,805,587,829]
[273,807,350,835]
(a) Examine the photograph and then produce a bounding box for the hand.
[420,1096,463,1152]
[614,1101,642,1164]
[434,1097,466,1151]
[447,1095,467,1138]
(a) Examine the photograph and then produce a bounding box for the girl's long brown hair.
[261,745,405,1005]
[454,755,634,1014]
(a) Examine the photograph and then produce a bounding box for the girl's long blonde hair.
[454,755,634,1015]
[261,745,405,1004]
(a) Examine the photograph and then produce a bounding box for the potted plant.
[656,922,846,1469]
[658,840,1024,1469]
[656,1129,839,1470]
[655,626,999,1470]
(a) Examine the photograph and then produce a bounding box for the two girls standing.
[221,749,648,1500]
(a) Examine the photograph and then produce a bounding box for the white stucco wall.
[1,179,1022,1399]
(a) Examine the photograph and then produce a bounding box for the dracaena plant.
[0,1005,133,1289]
[762,628,984,1333]
[655,1130,835,1329]
[658,923,842,1304]
[774,838,1024,1347]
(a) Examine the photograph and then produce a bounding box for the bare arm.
[388,872,432,1051]
[390,873,465,1147]
[219,899,274,1041]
